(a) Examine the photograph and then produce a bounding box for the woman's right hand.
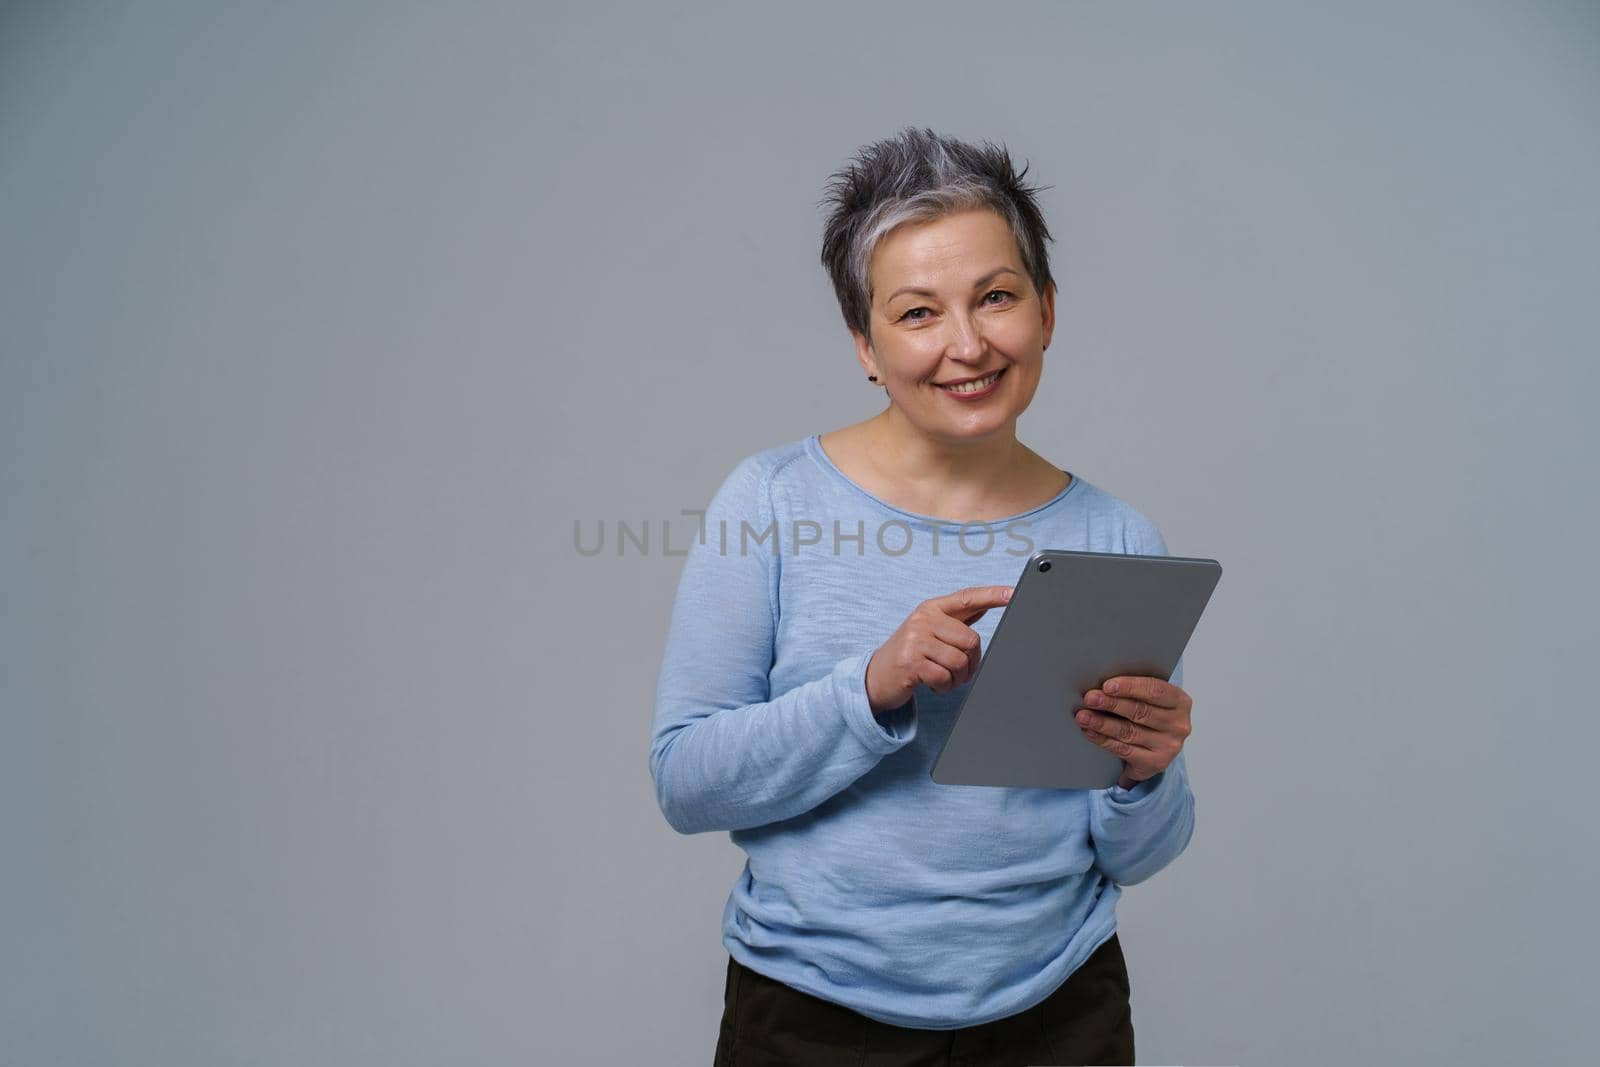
[864,585,1015,712]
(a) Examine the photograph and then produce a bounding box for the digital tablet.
[929,548,1222,790]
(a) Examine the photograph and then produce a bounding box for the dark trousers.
[713,933,1135,1066]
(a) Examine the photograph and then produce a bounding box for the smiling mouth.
[935,367,1006,393]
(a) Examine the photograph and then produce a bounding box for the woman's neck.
[863,409,1026,489]
[832,409,1067,522]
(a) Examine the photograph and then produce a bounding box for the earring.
[867,375,878,383]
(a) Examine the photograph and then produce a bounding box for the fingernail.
[1105,680,1120,694]
[1076,710,1091,724]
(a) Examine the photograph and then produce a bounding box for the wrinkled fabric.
[650,435,1195,1029]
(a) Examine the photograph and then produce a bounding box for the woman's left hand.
[1073,676,1193,790]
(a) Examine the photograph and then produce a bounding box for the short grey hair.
[819,126,1057,346]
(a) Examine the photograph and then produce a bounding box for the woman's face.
[852,206,1055,443]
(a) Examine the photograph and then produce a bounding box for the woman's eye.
[898,292,1011,323]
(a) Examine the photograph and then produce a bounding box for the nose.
[944,310,985,363]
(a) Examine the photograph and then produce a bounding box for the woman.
[649,127,1197,1066]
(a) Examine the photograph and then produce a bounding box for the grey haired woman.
[650,127,1197,1066]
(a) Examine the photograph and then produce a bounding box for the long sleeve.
[1087,521,1198,886]
[647,455,917,835]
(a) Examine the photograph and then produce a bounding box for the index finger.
[927,585,1014,623]
[1101,675,1180,707]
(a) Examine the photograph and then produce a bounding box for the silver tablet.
[930,548,1222,790]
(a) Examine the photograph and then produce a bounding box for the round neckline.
[803,433,1081,531]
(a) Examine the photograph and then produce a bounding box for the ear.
[851,327,879,379]
[1039,280,1057,351]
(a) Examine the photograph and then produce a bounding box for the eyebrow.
[886,267,1022,304]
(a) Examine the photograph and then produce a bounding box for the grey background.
[3,1,1597,1064]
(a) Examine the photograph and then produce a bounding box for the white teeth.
[940,370,1001,394]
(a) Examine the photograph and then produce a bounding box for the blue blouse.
[648,434,1195,1029]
